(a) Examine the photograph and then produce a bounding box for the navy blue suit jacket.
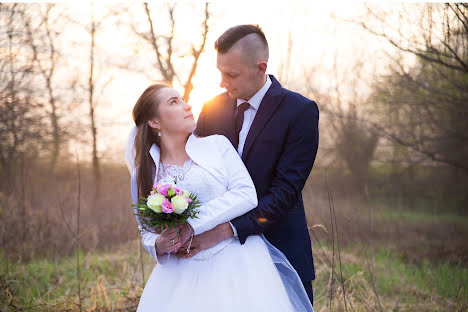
[195,75,318,281]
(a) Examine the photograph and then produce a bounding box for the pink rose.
[153,184,161,192]
[186,197,193,204]
[161,199,174,213]
[158,184,171,197]
[174,186,183,195]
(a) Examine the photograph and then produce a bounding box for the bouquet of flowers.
[133,182,200,235]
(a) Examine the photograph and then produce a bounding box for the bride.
[126,84,314,312]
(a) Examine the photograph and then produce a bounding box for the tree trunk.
[89,5,100,192]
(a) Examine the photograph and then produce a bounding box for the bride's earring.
[158,131,161,137]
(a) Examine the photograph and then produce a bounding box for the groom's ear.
[148,119,160,130]
[258,61,267,74]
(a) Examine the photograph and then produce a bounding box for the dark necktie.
[235,102,250,147]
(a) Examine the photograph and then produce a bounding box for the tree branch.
[183,2,209,102]
[143,3,170,82]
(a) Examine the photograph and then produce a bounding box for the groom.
[183,24,319,304]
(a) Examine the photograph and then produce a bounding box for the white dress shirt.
[236,75,272,157]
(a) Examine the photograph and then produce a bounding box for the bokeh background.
[0,2,467,311]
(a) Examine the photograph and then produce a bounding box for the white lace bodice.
[155,159,238,261]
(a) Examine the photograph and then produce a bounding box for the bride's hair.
[132,83,167,198]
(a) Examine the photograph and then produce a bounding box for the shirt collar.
[236,75,272,110]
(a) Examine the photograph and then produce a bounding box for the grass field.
[1,164,467,311]
[1,210,467,311]
[312,243,467,311]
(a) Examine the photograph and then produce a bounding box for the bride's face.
[150,87,196,136]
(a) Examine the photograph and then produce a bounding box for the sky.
[42,1,403,163]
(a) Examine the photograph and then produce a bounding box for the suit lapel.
[241,75,285,161]
[221,97,237,147]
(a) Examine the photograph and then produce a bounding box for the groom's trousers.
[303,281,314,306]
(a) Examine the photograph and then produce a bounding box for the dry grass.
[1,162,467,311]
[3,237,465,312]
[0,161,135,261]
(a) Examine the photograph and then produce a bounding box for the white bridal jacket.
[129,133,258,263]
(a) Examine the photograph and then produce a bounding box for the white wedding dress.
[132,159,313,312]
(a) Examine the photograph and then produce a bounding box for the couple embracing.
[126,24,319,311]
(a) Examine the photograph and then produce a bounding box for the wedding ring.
[171,239,175,246]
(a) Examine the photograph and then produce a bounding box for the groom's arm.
[182,99,318,257]
[231,99,319,244]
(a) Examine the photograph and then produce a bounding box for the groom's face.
[217,48,262,101]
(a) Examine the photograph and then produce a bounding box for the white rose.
[147,193,165,213]
[171,195,188,214]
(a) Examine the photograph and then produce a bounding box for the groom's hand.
[177,222,234,258]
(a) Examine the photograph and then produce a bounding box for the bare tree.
[135,3,210,103]
[306,55,379,193]
[88,3,99,185]
[181,3,209,102]
[0,4,48,191]
[358,4,467,74]
[355,4,468,173]
[23,4,68,170]
[81,3,116,187]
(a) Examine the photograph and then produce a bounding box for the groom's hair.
[215,24,269,62]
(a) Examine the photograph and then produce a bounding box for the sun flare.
[185,52,224,121]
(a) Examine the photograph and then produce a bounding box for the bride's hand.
[155,224,194,256]
[176,223,194,250]
[155,227,182,256]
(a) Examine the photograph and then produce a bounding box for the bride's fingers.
[162,237,179,252]
[171,242,181,253]
[169,235,179,242]
[159,242,179,254]
[161,232,178,241]
[166,241,180,252]
[161,227,177,236]
[179,241,190,249]
[158,235,182,252]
